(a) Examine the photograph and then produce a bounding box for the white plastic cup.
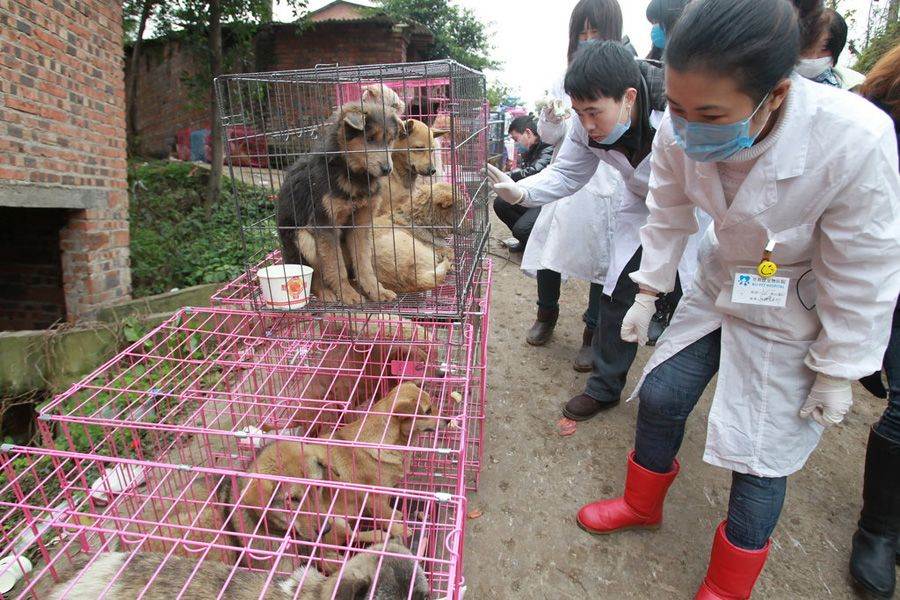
[257,264,314,309]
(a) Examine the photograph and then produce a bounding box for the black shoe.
[573,326,594,372]
[508,240,524,253]
[526,306,558,346]
[850,427,900,599]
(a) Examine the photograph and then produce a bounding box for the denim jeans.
[874,296,900,443]
[634,329,786,550]
[536,269,602,329]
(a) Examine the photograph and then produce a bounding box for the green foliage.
[376,0,497,71]
[487,79,518,108]
[854,20,900,74]
[128,160,273,297]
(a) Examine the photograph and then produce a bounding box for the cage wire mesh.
[215,60,490,318]
[0,445,466,599]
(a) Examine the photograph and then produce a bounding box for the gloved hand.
[541,101,568,124]
[620,292,659,345]
[487,163,525,205]
[799,373,853,426]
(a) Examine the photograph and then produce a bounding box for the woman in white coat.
[574,1,900,598]
[520,0,628,369]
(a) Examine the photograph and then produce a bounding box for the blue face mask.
[596,100,631,146]
[578,38,595,49]
[650,24,666,49]
[515,142,529,154]
[670,94,770,163]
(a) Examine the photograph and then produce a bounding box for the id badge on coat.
[731,266,790,308]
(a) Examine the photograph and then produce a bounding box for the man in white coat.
[489,41,710,422]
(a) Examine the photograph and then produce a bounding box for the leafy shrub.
[128,160,273,297]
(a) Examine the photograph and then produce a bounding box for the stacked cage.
[0,60,492,599]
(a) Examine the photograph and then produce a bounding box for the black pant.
[584,247,682,403]
[536,269,602,329]
[493,199,540,247]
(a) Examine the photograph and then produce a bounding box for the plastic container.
[257,264,314,309]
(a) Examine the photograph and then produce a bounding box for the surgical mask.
[650,24,666,49]
[578,38,595,49]
[671,94,770,163]
[515,142,529,154]
[596,100,631,146]
[795,56,833,80]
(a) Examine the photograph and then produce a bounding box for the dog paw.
[340,288,364,304]
[371,287,397,302]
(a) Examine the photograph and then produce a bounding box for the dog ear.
[343,110,366,132]
[398,118,415,140]
[430,127,450,139]
[390,383,423,417]
[360,87,376,104]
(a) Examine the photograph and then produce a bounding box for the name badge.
[731,268,790,308]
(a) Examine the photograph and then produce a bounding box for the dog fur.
[372,182,457,293]
[231,383,437,571]
[276,101,403,304]
[379,119,448,209]
[32,540,429,600]
[360,83,406,116]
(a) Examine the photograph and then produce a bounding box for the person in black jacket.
[493,115,554,252]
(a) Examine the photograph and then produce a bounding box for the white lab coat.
[519,107,711,294]
[520,78,623,284]
[631,76,900,477]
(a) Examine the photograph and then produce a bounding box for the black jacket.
[510,141,554,182]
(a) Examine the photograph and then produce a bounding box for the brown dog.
[372,183,457,293]
[379,119,448,210]
[31,540,430,600]
[277,102,403,304]
[232,383,438,571]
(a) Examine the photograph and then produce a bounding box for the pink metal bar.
[0,445,466,599]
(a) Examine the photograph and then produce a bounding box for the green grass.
[128,160,274,298]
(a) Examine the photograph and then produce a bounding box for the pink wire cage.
[0,445,466,599]
[38,308,475,496]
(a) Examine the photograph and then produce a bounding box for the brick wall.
[0,207,67,330]
[127,20,416,157]
[0,0,131,326]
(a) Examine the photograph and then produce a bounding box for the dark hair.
[823,8,848,63]
[646,0,688,30]
[793,0,826,55]
[564,41,641,102]
[666,0,801,103]
[508,114,538,136]
[567,0,624,63]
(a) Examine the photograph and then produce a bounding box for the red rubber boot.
[695,521,770,599]
[576,451,680,534]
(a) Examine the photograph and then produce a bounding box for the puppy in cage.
[30,540,430,599]
[276,100,404,304]
[227,383,438,572]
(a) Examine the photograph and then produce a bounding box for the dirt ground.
[463,232,886,599]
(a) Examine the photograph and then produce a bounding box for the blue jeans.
[635,329,787,550]
[874,297,900,443]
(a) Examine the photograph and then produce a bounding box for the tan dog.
[258,315,431,434]
[31,540,430,600]
[276,102,403,304]
[379,119,448,208]
[233,383,438,571]
[372,183,457,293]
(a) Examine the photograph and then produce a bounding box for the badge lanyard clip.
[757,240,778,278]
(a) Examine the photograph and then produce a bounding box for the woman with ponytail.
[572,1,900,598]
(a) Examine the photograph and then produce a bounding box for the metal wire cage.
[0,446,466,599]
[214,60,490,318]
[37,308,474,496]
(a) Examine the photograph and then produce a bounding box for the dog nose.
[427,166,436,175]
[380,165,392,175]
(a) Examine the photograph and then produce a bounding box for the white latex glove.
[486,163,525,205]
[620,293,658,345]
[799,373,853,426]
[541,102,568,124]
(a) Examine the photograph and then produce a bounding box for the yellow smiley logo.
[757,261,778,278]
